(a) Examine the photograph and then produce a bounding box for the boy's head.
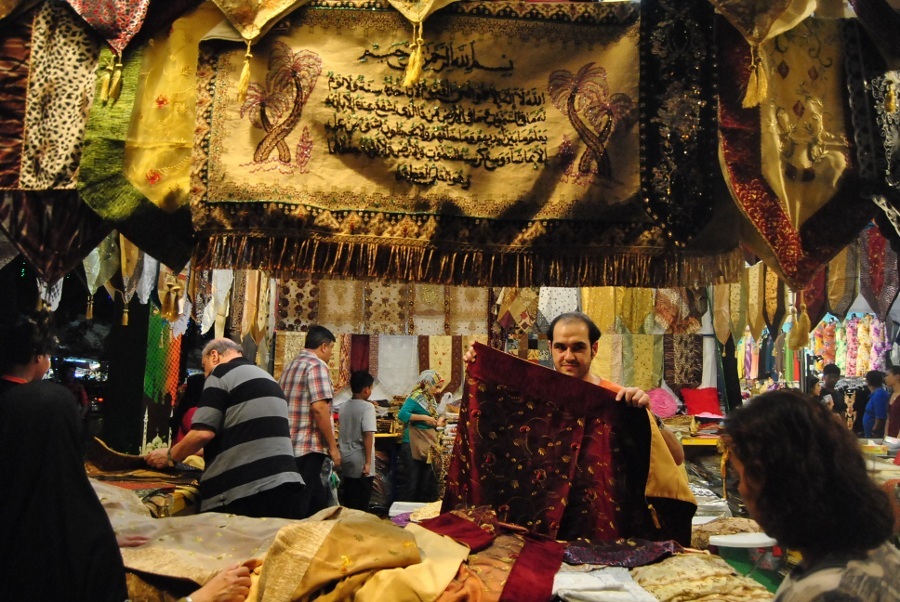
[350,371,375,398]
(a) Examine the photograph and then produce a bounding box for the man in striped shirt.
[146,338,304,518]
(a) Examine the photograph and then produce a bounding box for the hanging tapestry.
[728,271,749,345]
[615,287,655,335]
[825,240,859,321]
[653,289,703,335]
[447,286,489,335]
[369,334,380,378]
[376,335,420,398]
[663,334,704,390]
[0,3,110,282]
[762,263,787,335]
[495,287,540,334]
[712,284,731,348]
[191,0,739,287]
[745,263,765,341]
[317,278,365,333]
[364,280,409,335]
[592,334,623,387]
[629,335,664,392]
[717,17,874,290]
[860,224,900,322]
[228,269,247,337]
[412,283,447,335]
[273,330,342,382]
[417,335,462,394]
[276,276,319,331]
[188,268,212,323]
[843,19,900,241]
[639,0,732,247]
[536,287,579,333]
[446,343,695,544]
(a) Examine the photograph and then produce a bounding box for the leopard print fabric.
[20,0,99,190]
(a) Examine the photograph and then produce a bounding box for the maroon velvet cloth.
[444,342,671,543]
[419,512,495,553]
[498,537,565,602]
[350,334,370,372]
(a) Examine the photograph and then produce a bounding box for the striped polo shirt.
[192,357,303,511]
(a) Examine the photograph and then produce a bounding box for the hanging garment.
[445,343,696,546]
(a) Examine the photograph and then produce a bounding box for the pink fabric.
[647,388,679,418]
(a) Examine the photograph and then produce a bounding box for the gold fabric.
[258,509,423,602]
[124,2,223,213]
[746,263,765,341]
[615,287,655,335]
[759,19,848,232]
[274,330,341,382]
[729,269,749,344]
[645,413,695,503]
[712,283,732,347]
[364,280,410,335]
[413,283,447,335]
[429,335,455,390]
[631,551,772,601]
[708,0,816,46]
[318,278,365,333]
[826,243,859,319]
[447,286,489,336]
[631,335,663,391]
[581,287,616,334]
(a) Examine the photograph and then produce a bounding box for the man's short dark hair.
[0,310,57,369]
[888,365,900,377]
[350,371,374,394]
[823,364,841,377]
[865,370,884,388]
[305,325,336,350]
[547,312,601,345]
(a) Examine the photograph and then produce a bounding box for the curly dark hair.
[0,310,57,371]
[724,389,893,555]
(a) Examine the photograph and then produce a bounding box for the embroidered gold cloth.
[192,0,738,287]
[826,243,859,319]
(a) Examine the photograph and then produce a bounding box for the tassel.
[647,504,662,529]
[402,21,425,88]
[237,40,253,104]
[742,45,768,108]
[122,306,129,326]
[788,301,811,351]
[98,60,113,105]
[109,58,124,105]
[86,296,94,320]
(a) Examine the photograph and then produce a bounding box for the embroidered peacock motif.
[240,42,322,164]
[548,63,636,180]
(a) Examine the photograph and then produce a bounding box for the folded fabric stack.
[631,552,772,601]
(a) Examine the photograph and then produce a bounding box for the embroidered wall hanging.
[717,16,875,290]
[192,0,739,287]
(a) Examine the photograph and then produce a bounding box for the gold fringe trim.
[86,295,94,320]
[237,40,253,104]
[193,234,743,288]
[98,59,113,105]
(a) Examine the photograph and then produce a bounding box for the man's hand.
[145,448,169,469]
[329,445,342,470]
[362,462,371,475]
[463,343,477,364]
[616,387,650,408]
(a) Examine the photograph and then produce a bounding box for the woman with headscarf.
[398,370,445,502]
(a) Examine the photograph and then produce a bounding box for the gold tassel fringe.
[742,45,768,108]
[403,21,425,88]
[237,40,253,104]
[788,298,811,351]
[109,58,124,105]
[86,296,94,320]
[122,305,129,326]
[194,233,744,288]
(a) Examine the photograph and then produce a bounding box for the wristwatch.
[166,448,176,468]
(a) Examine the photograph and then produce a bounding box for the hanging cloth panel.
[799,267,828,330]
[712,284,731,348]
[729,270,749,344]
[746,262,766,341]
[581,287,616,335]
[762,264,787,335]
[860,225,900,321]
[364,280,410,335]
[826,243,860,320]
[717,16,874,290]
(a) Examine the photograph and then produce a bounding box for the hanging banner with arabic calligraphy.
[192,0,739,287]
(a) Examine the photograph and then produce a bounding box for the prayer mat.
[445,343,695,545]
[191,0,739,288]
[717,16,875,290]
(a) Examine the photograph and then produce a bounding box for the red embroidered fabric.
[419,512,495,553]
[445,343,687,544]
[498,537,565,602]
